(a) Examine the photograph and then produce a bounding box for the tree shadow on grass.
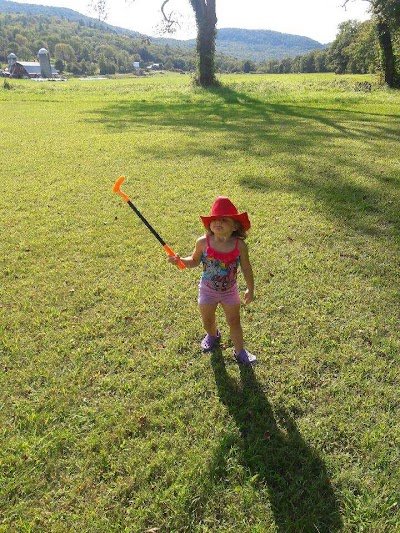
[86,84,400,151]
[241,164,400,240]
[87,84,399,238]
[208,348,342,532]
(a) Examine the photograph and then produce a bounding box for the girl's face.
[210,217,238,238]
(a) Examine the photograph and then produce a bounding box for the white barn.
[6,49,57,79]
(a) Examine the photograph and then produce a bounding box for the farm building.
[6,49,57,79]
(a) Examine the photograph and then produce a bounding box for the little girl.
[168,196,256,365]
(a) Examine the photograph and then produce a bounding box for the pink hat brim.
[200,212,251,232]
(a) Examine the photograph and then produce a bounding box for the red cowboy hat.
[200,197,251,231]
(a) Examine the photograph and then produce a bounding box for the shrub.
[3,78,12,90]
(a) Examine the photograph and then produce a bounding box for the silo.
[7,53,17,70]
[37,48,52,78]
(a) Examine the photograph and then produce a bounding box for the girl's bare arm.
[168,236,206,268]
[238,240,255,303]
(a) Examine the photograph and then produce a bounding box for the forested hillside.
[153,28,326,61]
[0,11,326,75]
[0,0,102,23]
[0,0,328,73]
[215,28,325,61]
[0,12,197,74]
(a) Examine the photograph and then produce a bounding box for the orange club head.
[113,176,130,202]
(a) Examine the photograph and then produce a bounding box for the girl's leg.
[222,304,244,353]
[199,303,219,336]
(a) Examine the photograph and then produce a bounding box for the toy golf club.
[113,176,186,270]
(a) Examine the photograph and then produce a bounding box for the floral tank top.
[201,235,240,291]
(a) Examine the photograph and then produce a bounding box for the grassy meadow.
[0,73,399,532]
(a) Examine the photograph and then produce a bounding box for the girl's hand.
[168,254,181,265]
[244,289,254,305]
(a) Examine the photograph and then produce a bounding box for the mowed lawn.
[0,73,399,532]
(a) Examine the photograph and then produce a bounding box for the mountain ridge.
[0,0,326,61]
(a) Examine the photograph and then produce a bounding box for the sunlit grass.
[0,73,399,531]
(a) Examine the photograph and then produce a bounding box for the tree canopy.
[344,0,400,86]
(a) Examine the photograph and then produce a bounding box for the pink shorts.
[198,280,241,306]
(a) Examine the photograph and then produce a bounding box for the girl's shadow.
[210,348,342,532]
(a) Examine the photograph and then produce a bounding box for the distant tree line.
[0,13,398,80]
[234,19,394,77]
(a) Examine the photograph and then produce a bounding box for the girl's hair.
[207,221,248,240]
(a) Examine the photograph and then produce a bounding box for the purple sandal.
[201,330,221,351]
[234,349,257,365]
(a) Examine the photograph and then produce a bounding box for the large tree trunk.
[190,0,218,86]
[376,20,397,87]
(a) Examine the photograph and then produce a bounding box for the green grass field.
[1,73,399,532]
